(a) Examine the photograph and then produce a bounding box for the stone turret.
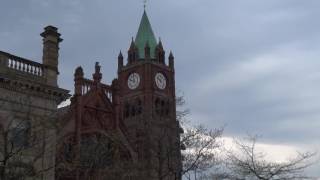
[41,26,63,87]
[169,51,175,69]
[93,62,102,87]
[156,39,165,64]
[128,38,138,64]
[74,66,84,96]
[118,51,124,71]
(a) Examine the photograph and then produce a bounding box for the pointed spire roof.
[135,10,157,59]
[169,51,174,60]
[129,37,136,51]
[157,38,164,50]
[118,51,123,58]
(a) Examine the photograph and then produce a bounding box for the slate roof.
[135,10,157,59]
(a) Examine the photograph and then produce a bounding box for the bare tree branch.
[225,135,317,180]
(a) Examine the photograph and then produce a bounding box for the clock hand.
[130,77,135,83]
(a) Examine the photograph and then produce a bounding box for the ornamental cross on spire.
[144,0,147,9]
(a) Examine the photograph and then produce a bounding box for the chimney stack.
[41,25,63,87]
[74,66,84,96]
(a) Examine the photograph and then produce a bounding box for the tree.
[176,95,224,180]
[224,135,316,180]
[176,95,317,180]
[181,124,223,180]
[0,95,57,180]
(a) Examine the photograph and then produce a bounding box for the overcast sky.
[0,0,319,177]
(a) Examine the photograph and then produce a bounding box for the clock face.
[155,73,166,90]
[128,73,140,90]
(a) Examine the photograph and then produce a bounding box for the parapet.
[0,51,70,104]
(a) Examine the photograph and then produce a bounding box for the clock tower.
[117,10,182,179]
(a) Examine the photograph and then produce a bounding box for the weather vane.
[144,0,147,9]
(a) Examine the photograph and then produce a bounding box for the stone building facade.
[0,10,182,180]
[0,26,69,180]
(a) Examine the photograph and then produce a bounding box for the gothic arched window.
[124,103,130,118]
[161,100,165,115]
[136,99,142,115]
[131,104,136,117]
[80,134,114,168]
[165,101,170,115]
[155,98,160,114]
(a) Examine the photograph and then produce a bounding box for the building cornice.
[0,76,70,104]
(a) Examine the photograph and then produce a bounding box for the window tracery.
[80,134,114,168]
[124,98,143,119]
[154,98,171,117]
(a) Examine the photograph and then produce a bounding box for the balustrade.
[0,51,45,77]
[102,84,112,101]
[79,78,113,102]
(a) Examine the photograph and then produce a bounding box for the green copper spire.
[135,10,157,59]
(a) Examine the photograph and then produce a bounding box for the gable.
[80,88,115,131]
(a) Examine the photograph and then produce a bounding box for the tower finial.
[93,62,102,83]
[144,0,147,10]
